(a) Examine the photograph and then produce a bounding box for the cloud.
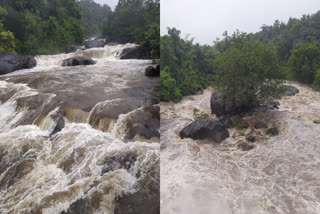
[161,0,320,44]
[93,0,118,10]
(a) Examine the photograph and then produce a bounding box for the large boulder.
[145,66,160,77]
[84,39,105,49]
[119,47,137,59]
[121,106,160,140]
[210,91,259,117]
[210,92,237,117]
[280,85,299,96]
[61,57,96,67]
[179,119,229,143]
[0,52,37,75]
[64,45,81,54]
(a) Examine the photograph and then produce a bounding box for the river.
[0,44,160,214]
[160,83,320,214]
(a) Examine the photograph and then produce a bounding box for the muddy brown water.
[160,83,320,214]
[0,44,160,214]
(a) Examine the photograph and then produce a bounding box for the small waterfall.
[34,44,137,70]
[0,43,159,214]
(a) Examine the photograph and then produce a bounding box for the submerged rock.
[101,152,138,175]
[179,119,229,143]
[246,135,256,142]
[281,85,299,96]
[237,142,254,151]
[61,57,96,67]
[145,66,159,77]
[0,52,37,75]
[88,98,141,132]
[210,92,240,117]
[64,45,80,54]
[84,39,105,49]
[255,122,268,129]
[50,113,65,136]
[119,47,137,59]
[194,90,203,95]
[266,127,279,136]
[121,106,160,140]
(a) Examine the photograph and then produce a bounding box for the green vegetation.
[0,5,15,52]
[160,66,182,101]
[162,10,320,103]
[231,117,247,130]
[214,31,284,108]
[0,0,84,54]
[160,27,215,101]
[79,0,111,37]
[238,131,246,136]
[194,113,210,121]
[288,42,320,84]
[103,0,160,59]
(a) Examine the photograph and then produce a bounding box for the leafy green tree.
[0,5,14,52]
[79,0,111,37]
[160,27,216,101]
[313,69,320,89]
[215,33,284,108]
[160,66,182,101]
[288,42,320,84]
[103,0,159,58]
[1,0,84,54]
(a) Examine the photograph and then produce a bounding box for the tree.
[160,27,216,101]
[160,66,182,101]
[214,33,284,109]
[79,0,111,37]
[0,5,14,52]
[103,0,159,58]
[288,42,320,84]
[0,0,84,54]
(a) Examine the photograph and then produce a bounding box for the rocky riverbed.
[160,82,320,214]
[0,44,160,214]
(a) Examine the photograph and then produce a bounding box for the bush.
[194,113,209,121]
[288,42,320,84]
[215,33,284,109]
[160,67,182,101]
[313,69,320,89]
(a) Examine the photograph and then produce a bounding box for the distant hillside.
[78,0,111,37]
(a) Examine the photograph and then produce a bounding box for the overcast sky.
[161,0,320,44]
[93,0,118,10]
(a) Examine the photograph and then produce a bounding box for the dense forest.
[0,0,84,55]
[161,10,320,102]
[103,0,160,59]
[0,0,160,58]
[79,0,111,37]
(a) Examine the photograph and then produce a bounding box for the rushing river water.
[0,44,160,214]
[160,83,320,214]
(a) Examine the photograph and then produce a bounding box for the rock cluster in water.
[180,119,229,143]
[0,52,37,75]
[119,47,138,59]
[61,56,96,67]
[84,38,106,49]
[145,65,160,77]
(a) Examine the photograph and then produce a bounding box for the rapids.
[160,83,320,214]
[0,44,160,214]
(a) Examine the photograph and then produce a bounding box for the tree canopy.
[0,0,84,54]
[214,32,284,108]
[79,0,111,37]
[160,27,216,101]
[103,0,160,59]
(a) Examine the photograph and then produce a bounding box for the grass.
[232,117,247,130]
[194,113,209,121]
